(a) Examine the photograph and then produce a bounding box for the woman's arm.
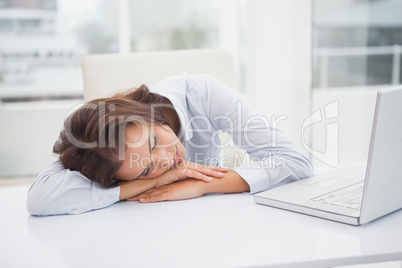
[203,74,314,193]
[127,74,314,203]
[202,170,250,194]
[126,170,249,203]
[27,160,119,216]
[119,179,157,201]
[120,160,227,200]
[28,160,226,215]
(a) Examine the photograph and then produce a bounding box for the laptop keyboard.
[311,181,365,210]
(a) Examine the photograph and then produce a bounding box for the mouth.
[173,145,180,167]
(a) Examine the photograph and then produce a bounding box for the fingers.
[127,196,162,202]
[126,196,140,201]
[139,194,166,203]
[188,163,228,172]
[181,169,213,182]
[127,190,165,203]
[126,186,159,201]
[126,178,204,203]
[209,166,229,173]
[182,161,228,178]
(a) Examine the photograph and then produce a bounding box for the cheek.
[157,126,179,144]
[178,142,186,158]
[163,134,179,146]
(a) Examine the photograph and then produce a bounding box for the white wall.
[244,0,379,170]
[0,0,380,177]
[246,0,312,152]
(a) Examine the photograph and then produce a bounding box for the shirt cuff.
[232,165,271,194]
[91,183,120,210]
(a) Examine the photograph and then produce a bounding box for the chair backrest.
[81,49,238,101]
[81,48,245,168]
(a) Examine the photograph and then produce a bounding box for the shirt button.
[108,197,113,202]
[99,200,104,205]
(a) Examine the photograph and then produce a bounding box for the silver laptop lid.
[360,86,402,224]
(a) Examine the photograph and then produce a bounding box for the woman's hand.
[125,170,250,203]
[127,179,207,203]
[153,160,227,188]
[119,161,227,201]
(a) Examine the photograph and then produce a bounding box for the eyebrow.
[135,131,152,179]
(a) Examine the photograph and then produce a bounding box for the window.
[0,0,246,178]
[311,0,402,168]
[313,0,402,89]
[128,0,220,52]
[0,0,246,103]
[0,0,120,102]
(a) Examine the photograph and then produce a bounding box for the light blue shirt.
[27,73,313,216]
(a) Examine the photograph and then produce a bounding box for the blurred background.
[0,0,401,180]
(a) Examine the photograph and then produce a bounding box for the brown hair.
[53,85,170,188]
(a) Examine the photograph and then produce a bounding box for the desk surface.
[1,185,402,268]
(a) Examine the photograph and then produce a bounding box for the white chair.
[81,49,246,167]
[81,49,238,100]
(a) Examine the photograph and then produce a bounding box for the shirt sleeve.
[27,160,120,216]
[189,74,314,194]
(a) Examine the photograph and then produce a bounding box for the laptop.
[254,86,402,225]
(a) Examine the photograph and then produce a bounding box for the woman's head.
[53,85,180,188]
[114,123,186,181]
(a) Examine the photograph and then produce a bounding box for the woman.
[27,73,313,216]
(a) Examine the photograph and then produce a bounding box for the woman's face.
[115,124,186,181]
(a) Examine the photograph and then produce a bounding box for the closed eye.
[139,134,156,178]
[151,135,157,150]
[143,165,151,177]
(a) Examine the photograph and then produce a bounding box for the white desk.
[1,185,402,268]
